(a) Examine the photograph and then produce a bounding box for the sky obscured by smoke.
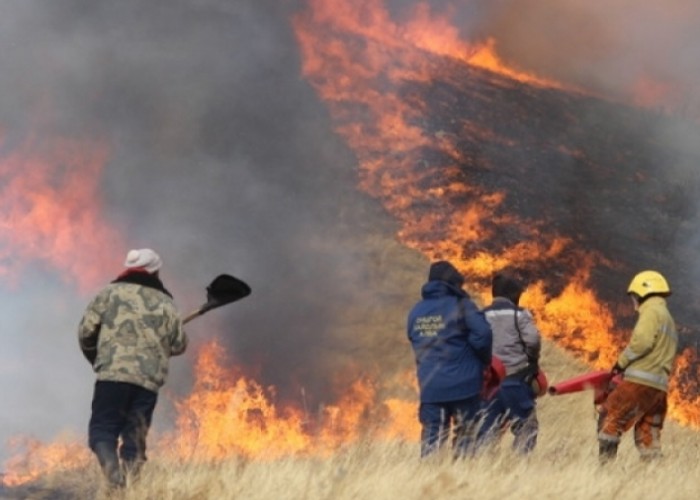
[386,0,700,114]
[0,0,387,462]
[2,0,700,465]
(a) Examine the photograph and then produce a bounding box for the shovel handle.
[182,308,203,325]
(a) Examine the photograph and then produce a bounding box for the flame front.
[161,340,418,461]
[293,0,700,426]
[3,341,420,485]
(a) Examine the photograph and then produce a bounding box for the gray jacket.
[482,297,541,375]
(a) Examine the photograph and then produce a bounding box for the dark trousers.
[419,396,481,458]
[88,380,158,464]
[479,379,538,454]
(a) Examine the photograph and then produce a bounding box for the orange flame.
[1,435,90,487]
[4,0,700,487]
[293,0,700,427]
[160,340,419,461]
[2,341,420,486]
[0,132,124,291]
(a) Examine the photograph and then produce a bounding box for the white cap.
[124,248,162,273]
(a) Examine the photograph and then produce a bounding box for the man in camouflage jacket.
[79,248,187,487]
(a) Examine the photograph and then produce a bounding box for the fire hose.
[548,370,622,405]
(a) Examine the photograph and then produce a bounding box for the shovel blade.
[201,274,251,312]
[182,274,251,325]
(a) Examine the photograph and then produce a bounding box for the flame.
[5,0,700,487]
[2,341,420,485]
[161,340,419,461]
[296,0,569,90]
[293,0,700,427]
[1,436,90,487]
[162,340,312,460]
[669,348,700,425]
[0,131,124,291]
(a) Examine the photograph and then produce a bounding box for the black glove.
[523,363,539,384]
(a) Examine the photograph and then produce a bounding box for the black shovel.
[182,274,251,325]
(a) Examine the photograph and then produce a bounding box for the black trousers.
[88,380,158,463]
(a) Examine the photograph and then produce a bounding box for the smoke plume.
[3,0,700,463]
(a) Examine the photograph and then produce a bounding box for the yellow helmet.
[627,270,671,298]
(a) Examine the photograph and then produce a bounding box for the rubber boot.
[598,440,618,465]
[93,441,125,489]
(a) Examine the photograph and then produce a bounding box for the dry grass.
[10,340,700,500]
[5,231,697,499]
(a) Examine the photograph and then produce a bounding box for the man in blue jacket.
[407,261,493,458]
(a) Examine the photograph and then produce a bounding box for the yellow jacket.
[617,296,677,392]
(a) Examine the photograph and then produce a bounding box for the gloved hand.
[523,363,539,384]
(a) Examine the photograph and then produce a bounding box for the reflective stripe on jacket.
[483,297,541,375]
[407,280,493,403]
[618,296,677,392]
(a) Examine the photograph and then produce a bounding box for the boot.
[122,457,145,483]
[598,440,618,465]
[93,441,125,488]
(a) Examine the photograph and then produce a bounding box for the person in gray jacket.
[478,271,542,453]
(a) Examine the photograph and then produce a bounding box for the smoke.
[406,0,700,309]
[470,1,700,108]
[454,0,700,304]
[0,0,422,463]
[3,0,700,465]
[389,1,700,119]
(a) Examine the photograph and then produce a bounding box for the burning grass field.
[2,206,698,500]
[6,341,700,500]
[3,2,700,499]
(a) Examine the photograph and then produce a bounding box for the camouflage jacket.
[78,274,188,392]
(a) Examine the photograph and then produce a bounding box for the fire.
[5,0,700,488]
[2,341,419,485]
[293,0,700,427]
[668,348,700,425]
[2,436,90,487]
[163,340,312,460]
[0,128,129,484]
[296,0,569,90]
[162,340,419,461]
[0,131,124,291]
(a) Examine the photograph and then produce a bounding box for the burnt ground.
[299,10,700,373]
[388,57,700,353]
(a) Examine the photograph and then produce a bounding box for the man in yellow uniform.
[598,270,678,463]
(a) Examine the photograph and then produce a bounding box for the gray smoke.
[384,0,700,116]
[0,0,412,464]
[3,0,700,466]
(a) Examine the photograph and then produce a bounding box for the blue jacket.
[407,280,493,403]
